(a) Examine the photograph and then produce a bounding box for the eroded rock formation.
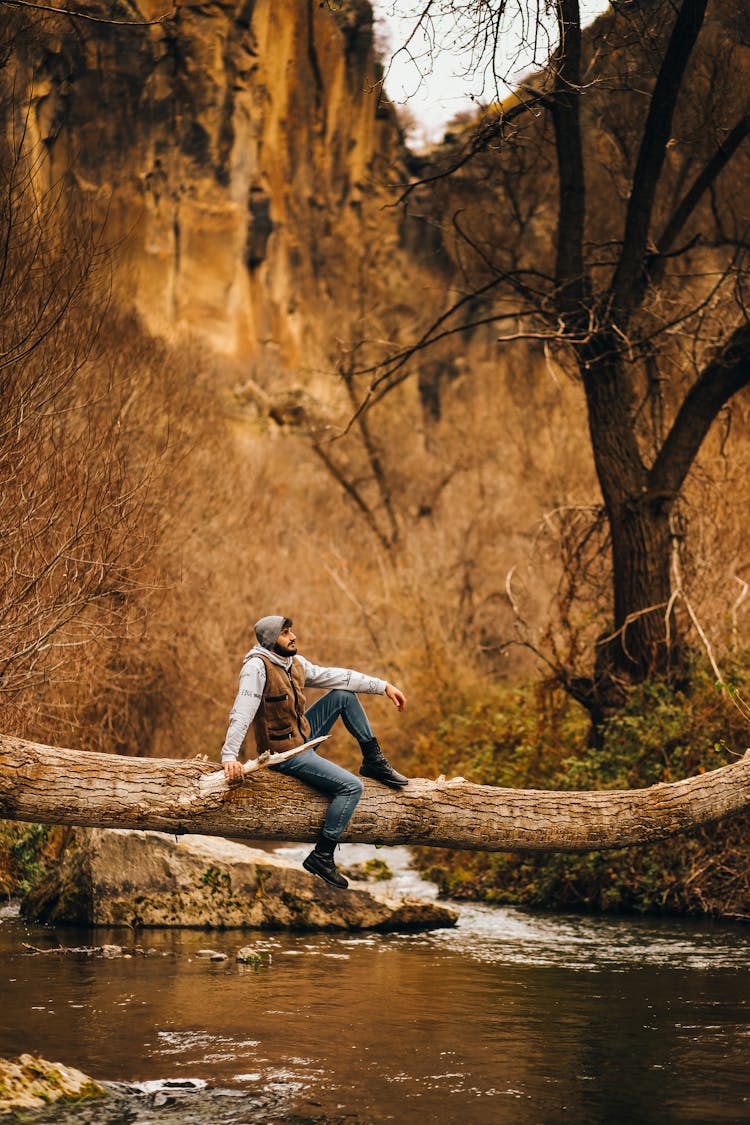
[7,0,409,364]
[22,827,458,932]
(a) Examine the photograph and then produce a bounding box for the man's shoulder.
[291,653,318,680]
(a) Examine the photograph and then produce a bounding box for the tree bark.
[648,322,750,502]
[551,0,586,311]
[578,325,750,686]
[2,734,750,854]
[609,0,708,326]
[579,344,676,681]
[606,496,675,675]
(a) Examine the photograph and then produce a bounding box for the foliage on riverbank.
[414,661,750,919]
[0,823,65,900]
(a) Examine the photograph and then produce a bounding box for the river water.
[2,843,750,1124]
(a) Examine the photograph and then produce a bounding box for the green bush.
[415,660,750,918]
[0,822,63,899]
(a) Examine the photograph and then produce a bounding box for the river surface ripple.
[2,843,750,1124]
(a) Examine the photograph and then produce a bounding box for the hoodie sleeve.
[221,657,267,762]
[297,655,387,696]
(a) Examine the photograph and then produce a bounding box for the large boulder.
[22,829,457,932]
[0,1055,104,1114]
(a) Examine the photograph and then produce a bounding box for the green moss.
[200,866,232,892]
[236,949,271,966]
[343,857,394,882]
[254,869,271,899]
[279,890,313,924]
[0,1055,106,1114]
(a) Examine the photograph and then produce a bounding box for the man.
[221,614,409,890]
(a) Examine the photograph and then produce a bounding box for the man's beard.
[273,642,296,657]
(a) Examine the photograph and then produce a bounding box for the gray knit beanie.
[254,614,290,649]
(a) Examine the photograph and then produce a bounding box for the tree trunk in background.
[608,496,675,671]
[3,735,750,854]
[580,345,678,699]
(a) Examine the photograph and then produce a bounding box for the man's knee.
[342,773,365,798]
[327,688,356,708]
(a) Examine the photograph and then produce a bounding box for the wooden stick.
[197,736,330,796]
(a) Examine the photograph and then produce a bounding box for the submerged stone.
[22,829,458,933]
[236,945,271,965]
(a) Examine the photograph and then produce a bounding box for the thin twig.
[0,0,174,25]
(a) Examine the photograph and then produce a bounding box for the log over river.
[3,734,750,851]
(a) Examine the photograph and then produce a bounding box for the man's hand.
[223,760,245,786]
[385,682,407,711]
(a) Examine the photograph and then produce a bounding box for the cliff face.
[0,0,599,695]
[13,0,405,363]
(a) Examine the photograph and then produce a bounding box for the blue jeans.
[269,690,373,841]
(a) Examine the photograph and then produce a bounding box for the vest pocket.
[266,693,289,703]
[269,730,293,741]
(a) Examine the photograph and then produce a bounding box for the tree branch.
[343,306,540,431]
[310,440,393,552]
[395,87,550,204]
[550,0,586,313]
[0,0,173,25]
[655,114,750,262]
[648,321,750,502]
[609,0,708,326]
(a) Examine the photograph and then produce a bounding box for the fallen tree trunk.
[1,733,750,853]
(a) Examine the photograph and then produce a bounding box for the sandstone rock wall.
[9,0,407,364]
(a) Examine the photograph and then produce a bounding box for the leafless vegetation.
[332,0,750,723]
[1,0,748,777]
[0,33,237,754]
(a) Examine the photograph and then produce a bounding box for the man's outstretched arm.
[299,656,407,711]
[297,656,388,696]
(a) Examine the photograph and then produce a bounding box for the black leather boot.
[302,835,349,889]
[359,738,409,788]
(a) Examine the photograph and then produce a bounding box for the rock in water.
[22,829,458,932]
[236,945,270,965]
[0,1054,104,1113]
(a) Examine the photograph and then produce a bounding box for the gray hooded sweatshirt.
[221,644,386,762]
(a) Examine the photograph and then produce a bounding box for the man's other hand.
[385,683,407,711]
[223,760,245,785]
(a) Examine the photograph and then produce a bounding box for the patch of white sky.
[371,1,611,147]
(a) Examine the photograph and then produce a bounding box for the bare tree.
[363,0,750,718]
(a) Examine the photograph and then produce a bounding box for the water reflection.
[2,846,750,1123]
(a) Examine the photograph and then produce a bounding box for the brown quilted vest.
[251,654,311,754]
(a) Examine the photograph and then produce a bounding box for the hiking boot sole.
[302,855,349,889]
[359,768,409,789]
